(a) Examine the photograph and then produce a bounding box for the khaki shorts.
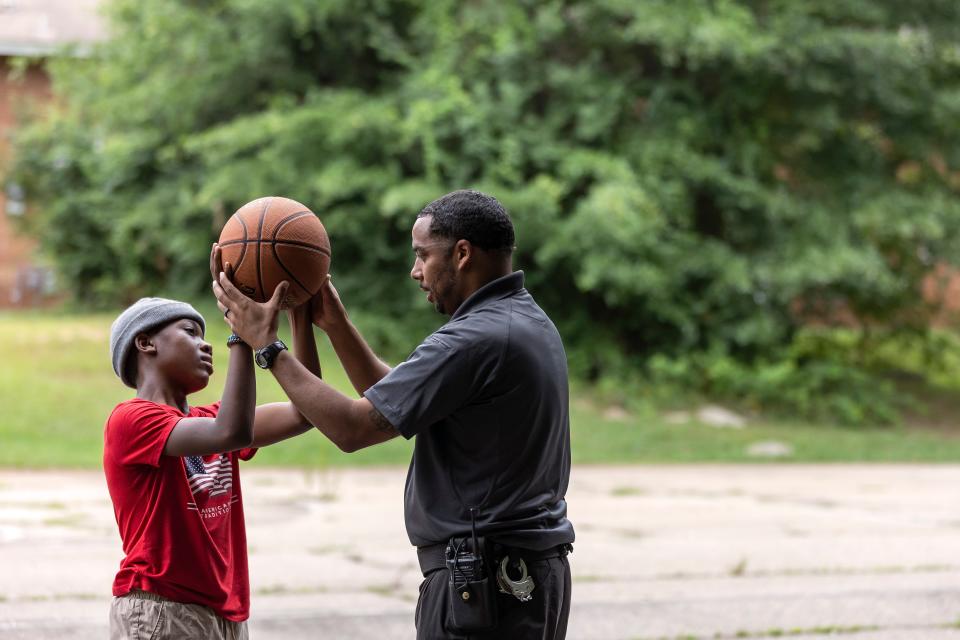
[109,589,248,640]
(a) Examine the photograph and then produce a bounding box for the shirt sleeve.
[105,402,180,468]
[364,327,497,439]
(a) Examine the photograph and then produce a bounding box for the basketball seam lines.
[274,251,313,297]
[273,210,313,231]
[218,238,330,256]
[272,211,324,252]
[256,198,268,301]
[273,211,322,297]
[235,213,248,279]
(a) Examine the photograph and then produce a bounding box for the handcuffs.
[496,556,536,602]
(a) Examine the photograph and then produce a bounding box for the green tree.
[10,0,960,421]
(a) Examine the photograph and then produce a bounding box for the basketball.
[217,196,331,309]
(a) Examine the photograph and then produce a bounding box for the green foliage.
[647,346,903,426]
[8,0,960,422]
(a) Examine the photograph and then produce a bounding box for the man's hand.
[310,275,348,332]
[213,271,289,350]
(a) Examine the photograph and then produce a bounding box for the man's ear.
[134,333,157,355]
[454,239,473,270]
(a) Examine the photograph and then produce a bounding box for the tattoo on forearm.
[369,407,398,435]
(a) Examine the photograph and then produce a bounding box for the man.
[214,189,574,639]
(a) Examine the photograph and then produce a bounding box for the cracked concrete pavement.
[1,464,959,639]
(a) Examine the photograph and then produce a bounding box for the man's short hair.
[418,190,515,254]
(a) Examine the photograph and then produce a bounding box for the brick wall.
[0,56,57,308]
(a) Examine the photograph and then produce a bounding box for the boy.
[104,279,315,639]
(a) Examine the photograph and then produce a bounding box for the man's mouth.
[200,356,214,372]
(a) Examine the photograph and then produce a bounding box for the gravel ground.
[1,464,959,639]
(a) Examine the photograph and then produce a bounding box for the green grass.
[571,398,960,463]
[3,309,960,468]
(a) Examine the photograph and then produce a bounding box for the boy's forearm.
[289,307,322,379]
[324,319,390,395]
[216,343,256,445]
[251,402,313,447]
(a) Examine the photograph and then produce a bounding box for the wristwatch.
[226,333,245,347]
[254,340,287,369]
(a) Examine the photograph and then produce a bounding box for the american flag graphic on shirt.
[183,454,232,498]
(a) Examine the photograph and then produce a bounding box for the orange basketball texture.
[218,197,331,309]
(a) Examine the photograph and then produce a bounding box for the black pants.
[415,555,571,640]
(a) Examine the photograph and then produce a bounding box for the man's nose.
[200,340,213,353]
[410,259,422,281]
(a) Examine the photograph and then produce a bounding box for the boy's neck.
[136,376,190,414]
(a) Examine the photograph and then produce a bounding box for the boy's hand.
[310,275,348,332]
[287,297,311,323]
[214,273,289,350]
[209,243,236,282]
[209,243,222,282]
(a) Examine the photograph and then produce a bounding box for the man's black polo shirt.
[364,271,575,550]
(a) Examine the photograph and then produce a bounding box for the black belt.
[417,542,571,576]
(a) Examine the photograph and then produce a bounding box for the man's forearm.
[268,349,396,452]
[324,319,391,395]
[269,349,367,451]
[212,272,393,450]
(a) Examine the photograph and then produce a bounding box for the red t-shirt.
[103,398,256,621]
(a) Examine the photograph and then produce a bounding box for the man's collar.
[451,271,525,320]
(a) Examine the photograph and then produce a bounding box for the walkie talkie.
[444,507,497,631]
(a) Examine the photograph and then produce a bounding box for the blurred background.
[3,0,960,468]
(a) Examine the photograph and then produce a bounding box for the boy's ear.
[134,333,157,355]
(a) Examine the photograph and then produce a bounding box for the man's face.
[150,318,214,393]
[410,216,459,316]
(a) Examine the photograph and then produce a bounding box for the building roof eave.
[0,43,95,58]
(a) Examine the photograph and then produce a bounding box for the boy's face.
[149,318,213,393]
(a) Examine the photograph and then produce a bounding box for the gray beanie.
[110,297,206,388]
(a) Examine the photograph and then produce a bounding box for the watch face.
[255,341,285,369]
